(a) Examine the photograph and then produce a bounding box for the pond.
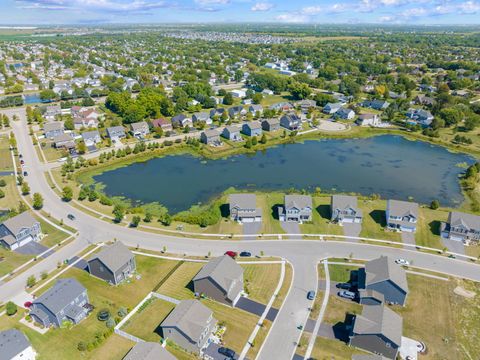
[93,135,474,213]
[23,93,42,104]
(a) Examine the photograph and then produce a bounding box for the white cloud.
[458,1,480,13]
[275,13,310,23]
[400,7,427,16]
[251,2,273,11]
[17,0,170,12]
[194,0,229,5]
[301,5,322,15]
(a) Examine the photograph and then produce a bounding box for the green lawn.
[300,196,343,235]
[0,176,19,210]
[327,264,360,283]
[157,261,201,300]
[0,247,33,278]
[0,134,13,171]
[415,207,449,249]
[358,199,401,242]
[243,263,281,304]
[39,218,71,248]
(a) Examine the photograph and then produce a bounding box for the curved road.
[2,108,480,360]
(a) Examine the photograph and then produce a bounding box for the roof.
[123,342,177,360]
[387,200,418,218]
[130,121,148,131]
[88,241,134,273]
[43,122,63,132]
[449,211,480,230]
[151,118,171,127]
[82,130,100,140]
[193,256,244,299]
[0,329,31,360]
[202,129,220,138]
[224,125,240,133]
[229,193,256,210]
[33,278,86,315]
[1,212,38,235]
[161,300,215,343]
[107,126,125,135]
[285,195,312,210]
[358,113,376,120]
[352,355,390,360]
[352,304,402,346]
[365,256,408,294]
[53,133,74,143]
[263,118,279,125]
[331,195,360,213]
[246,121,262,130]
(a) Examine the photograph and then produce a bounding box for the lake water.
[23,93,42,104]
[93,135,474,213]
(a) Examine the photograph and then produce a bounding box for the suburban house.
[222,125,242,141]
[0,212,42,250]
[87,241,136,285]
[229,193,262,223]
[349,304,402,359]
[298,99,316,114]
[0,329,36,360]
[192,112,211,124]
[123,342,176,360]
[356,114,380,127]
[242,121,263,137]
[209,108,226,119]
[278,195,313,223]
[361,99,390,111]
[262,118,280,132]
[130,121,150,137]
[231,89,246,98]
[441,211,480,245]
[44,105,62,121]
[358,289,385,306]
[334,107,355,120]
[413,94,435,106]
[248,104,263,115]
[53,134,75,150]
[160,299,217,354]
[357,256,409,306]
[106,126,126,141]
[81,130,101,147]
[386,200,418,233]
[280,113,301,131]
[193,255,244,306]
[330,195,363,224]
[30,278,91,328]
[43,122,64,139]
[262,89,274,96]
[150,118,173,132]
[323,102,342,114]
[270,102,293,112]
[406,109,434,127]
[73,115,98,130]
[200,129,221,145]
[171,114,192,128]
[228,106,246,118]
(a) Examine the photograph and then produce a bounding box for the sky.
[0,0,479,25]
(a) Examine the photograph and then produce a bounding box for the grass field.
[0,247,33,277]
[243,263,282,304]
[301,196,343,235]
[358,199,401,242]
[0,176,19,210]
[0,134,13,171]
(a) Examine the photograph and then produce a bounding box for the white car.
[395,258,410,266]
[338,290,356,300]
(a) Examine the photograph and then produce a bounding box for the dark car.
[218,347,235,358]
[20,160,25,165]
[336,283,351,290]
[19,154,23,158]
[239,251,251,257]
[307,290,315,300]
[224,251,238,258]
[67,214,76,220]
[23,171,28,176]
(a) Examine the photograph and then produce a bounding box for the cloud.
[301,5,322,15]
[251,2,273,11]
[16,0,171,13]
[275,13,310,23]
[458,1,480,13]
[400,7,427,16]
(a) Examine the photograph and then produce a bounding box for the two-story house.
[386,200,418,233]
[278,195,313,223]
[0,212,41,250]
[229,194,262,223]
[330,195,363,224]
[441,211,480,245]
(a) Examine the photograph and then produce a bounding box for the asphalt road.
[2,107,480,360]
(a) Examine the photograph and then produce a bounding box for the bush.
[6,301,17,316]
[106,318,116,328]
[77,341,87,352]
[117,307,128,318]
[0,179,6,187]
[97,309,110,321]
[0,189,4,199]
[430,199,440,210]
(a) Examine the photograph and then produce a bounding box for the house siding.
[193,278,232,305]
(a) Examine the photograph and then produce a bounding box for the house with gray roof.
[123,342,176,360]
[349,304,402,359]
[280,113,301,131]
[87,241,136,285]
[222,125,242,141]
[0,329,36,360]
[160,299,217,354]
[30,278,90,328]
[386,200,418,233]
[0,212,41,251]
[248,104,263,115]
[278,195,312,223]
[106,126,126,140]
[229,194,262,223]
[323,102,342,114]
[200,129,221,145]
[356,114,380,127]
[53,133,75,149]
[298,99,316,114]
[358,256,408,306]
[334,107,355,120]
[331,195,362,224]
[192,112,211,124]
[261,118,280,132]
[193,255,244,306]
[130,121,149,137]
[352,355,389,360]
[361,99,390,111]
[228,106,246,118]
[242,121,262,137]
[43,122,64,139]
[441,211,480,245]
[81,130,101,147]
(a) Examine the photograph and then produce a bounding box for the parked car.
[20,160,24,165]
[336,283,351,290]
[19,154,23,158]
[240,251,251,257]
[395,258,410,266]
[218,347,235,358]
[67,214,76,220]
[23,171,28,176]
[224,251,238,258]
[307,290,315,300]
[338,290,356,300]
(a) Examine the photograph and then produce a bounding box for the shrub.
[97,309,110,321]
[6,301,17,316]
[106,318,116,328]
[118,307,128,318]
[0,179,6,187]
[77,341,87,351]
[430,199,440,210]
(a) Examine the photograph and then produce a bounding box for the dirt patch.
[454,286,476,299]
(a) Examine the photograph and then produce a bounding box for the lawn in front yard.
[243,263,281,304]
[300,196,343,235]
[415,206,449,249]
[38,218,71,248]
[0,175,18,210]
[358,198,401,242]
[0,247,33,277]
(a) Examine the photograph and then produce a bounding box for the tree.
[289,82,311,100]
[130,215,141,227]
[252,93,263,104]
[245,138,252,149]
[26,275,36,288]
[62,186,73,202]
[0,189,4,199]
[6,301,17,316]
[0,179,6,187]
[223,92,233,105]
[33,193,43,209]
[260,133,267,144]
[430,200,440,210]
[21,182,30,195]
[252,136,258,146]
[64,117,74,131]
[112,205,125,223]
[144,212,153,222]
[39,89,56,102]
[77,141,87,155]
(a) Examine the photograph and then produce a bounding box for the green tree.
[245,138,252,149]
[130,216,141,227]
[223,93,233,105]
[26,275,36,288]
[62,186,73,202]
[252,136,258,146]
[0,189,4,199]
[112,205,125,223]
[21,182,30,195]
[33,193,43,209]
[6,301,17,316]
[39,89,57,102]
[260,133,267,144]
[430,200,440,210]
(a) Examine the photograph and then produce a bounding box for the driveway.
[15,242,51,258]
[441,238,465,255]
[343,223,361,238]
[235,296,278,321]
[401,232,417,250]
[280,222,302,240]
[67,256,88,271]
[242,222,261,240]
[204,343,240,360]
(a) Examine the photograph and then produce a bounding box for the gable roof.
[88,241,134,273]
[229,193,256,210]
[352,354,390,360]
[365,256,408,294]
[387,200,418,218]
[0,329,31,360]
[161,300,215,343]
[33,278,86,315]
[449,211,480,230]
[193,256,244,299]
[331,195,361,214]
[2,212,38,235]
[123,342,177,360]
[82,130,100,140]
[130,121,148,131]
[353,304,402,346]
[285,195,312,210]
[43,122,63,132]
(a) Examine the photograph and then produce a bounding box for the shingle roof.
[365,256,408,294]
[0,329,31,360]
[229,193,256,210]
[123,342,177,360]
[88,241,134,273]
[1,212,38,235]
[203,129,220,138]
[285,195,312,210]
[130,121,148,131]
[161,300,215,343]
[353,304,402,346]
[43,122,63,132]
[352,355,390,360]
[33,278,86,315]
[193,256,244,300]
[331,195,361,214]
[387,200,418,218]
[449,211,480,230]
